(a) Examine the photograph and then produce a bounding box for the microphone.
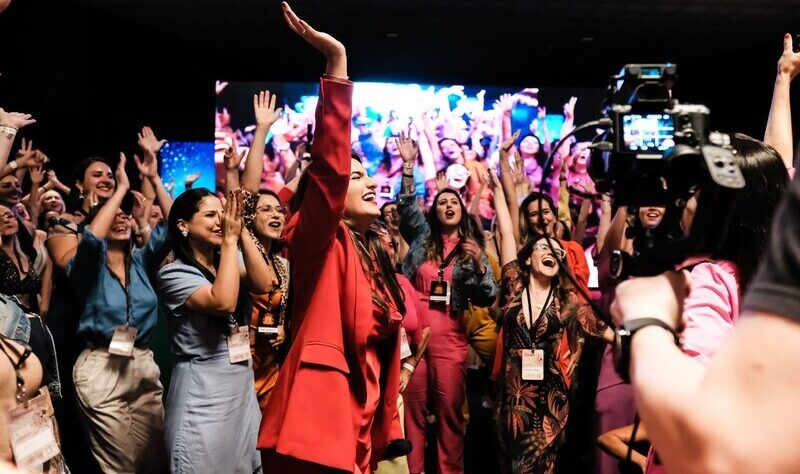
[48,216,78,234]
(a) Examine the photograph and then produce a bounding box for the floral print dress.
[495,261,606,474]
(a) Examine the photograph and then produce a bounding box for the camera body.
[589,64,745,277]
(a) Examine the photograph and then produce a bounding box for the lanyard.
[437,240,462,281]
[524,284,554,348]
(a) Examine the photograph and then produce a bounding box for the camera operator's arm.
[613,272,800,474]
[764,34,800,169]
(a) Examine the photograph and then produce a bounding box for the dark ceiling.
[2,0,799,176]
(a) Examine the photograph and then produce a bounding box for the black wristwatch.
[614,318,682,383]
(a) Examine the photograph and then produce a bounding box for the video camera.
[588,64,746,278]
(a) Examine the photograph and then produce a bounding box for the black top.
[743,172,800,321]
[0,249,42,312]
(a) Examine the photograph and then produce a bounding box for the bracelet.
[0,125,18,139]
[402,362,415,373]
[8,160,18,170]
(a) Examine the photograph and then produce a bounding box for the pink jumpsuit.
[406,234,467,474]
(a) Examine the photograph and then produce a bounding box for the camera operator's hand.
[778,33,800,80]
[610,270,691,329]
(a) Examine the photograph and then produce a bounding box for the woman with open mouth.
[68,152,174,473]
[487,171,613,473]
[257,4,407,473]
[222,87,290,411]
[396,132,498,474]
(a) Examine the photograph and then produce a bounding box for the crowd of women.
[1,2,799,474]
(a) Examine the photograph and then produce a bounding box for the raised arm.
[135,128,173,219]
[494,94,515,142]
[486,171,517,266]
[283,2,353,256]
[242,91,282,192]
[498,130,522,244]
[396,132,431,243]
[183,193,243,315]
[88,154,130,239]
[764,34,800,169]
[0,109,35,169]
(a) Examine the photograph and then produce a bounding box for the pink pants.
[405,305,467,474]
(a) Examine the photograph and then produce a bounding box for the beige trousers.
[376,394,410,474]
[73,346,166,474]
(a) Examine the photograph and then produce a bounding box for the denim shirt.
[397,192,498,313]
[67,223,172,346]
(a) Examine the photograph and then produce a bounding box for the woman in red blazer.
[258,4,406,473]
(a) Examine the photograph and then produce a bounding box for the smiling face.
[107,211,133,243]
[439,139,462,161]
[526,198,556,237]
[572,143,591,172]
[385,136,400,157]
[434,191,462,230]
[0,176,22,205]
[78,161,115,199]
[14,203,29,222]
[529,238,563,279]
[0,205,18,237]
[344,158,380,231]
[520,136,540,156]
[178,196,224,248]
[253,193,286,242]
[639,206,666,229]
[148,205,163,228]
[41,190,65,214]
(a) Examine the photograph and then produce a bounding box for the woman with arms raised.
[258,4,406,473]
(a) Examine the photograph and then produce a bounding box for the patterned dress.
[495,261,606,474]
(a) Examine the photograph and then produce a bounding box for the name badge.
[108,325,137,357]
[8,387,61,470]
[258,326,280,337]
[429,280,450,306]
[521,349,545,381]
[228,326,252,364]
[399,328,412,359]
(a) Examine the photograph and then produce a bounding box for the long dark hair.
[518,191,557,241]
[67,157,114,213]
[168,188,219,282]
[366,220,406,317]
[516,235,570,304]
[424,188,484,264]
[687,134,788,291]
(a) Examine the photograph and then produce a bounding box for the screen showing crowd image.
[214,80,603,209]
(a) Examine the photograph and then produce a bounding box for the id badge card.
[399,328,412,359]
[108,324,137,357]
[429,280,450,306]
[227,326,252,364]
[521,349,545,381]
[8,386,61,470]
[258,326,280,337]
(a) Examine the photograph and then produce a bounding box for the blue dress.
[157,260,261,473]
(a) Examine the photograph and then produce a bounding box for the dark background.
[2,0,800,179]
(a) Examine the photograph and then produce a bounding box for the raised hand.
[435,171,449,192]
[778,33,800,80]
[537,106,547,120]
[282,2,346,77]
[29,164,45,185]
[185,171,202,187]
[563,96,578,121]
[116,153,130,191]
[215,80,229,96]
[131,190,148,222]
[223,144,244,171]
[222,190,243,244]
[397,131,419,164]
[483,169,502,192]
[494,93,516,114]
[133,153,158,179]
[254,90,283,129]
[0,108,36,130]
[499,129,521,164]
[137,126,167,156]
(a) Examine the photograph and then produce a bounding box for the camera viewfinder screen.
[621,113,675,153]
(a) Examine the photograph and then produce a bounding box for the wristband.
[0,125,18,139]
[402,362,415,373]
[8,160,18,170]
[614,318,681,383]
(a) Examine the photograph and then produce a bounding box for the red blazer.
[258,78,401,471]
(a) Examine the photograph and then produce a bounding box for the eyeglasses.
[256,205,287,215]
[532,242,566,259]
